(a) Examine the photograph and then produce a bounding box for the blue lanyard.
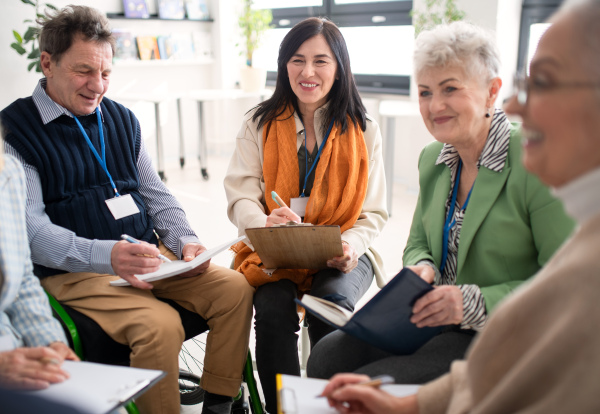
[440,161,473,274]
[301,119,335,197]
[72,108,120,197]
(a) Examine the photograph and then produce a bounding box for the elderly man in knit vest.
[0,6,254,414]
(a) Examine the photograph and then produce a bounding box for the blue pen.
[120,234,172,263]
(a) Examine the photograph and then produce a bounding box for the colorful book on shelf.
[123,0,149,18]
[157,35,174,60]
[296,268,446,355]
[113,29,138,61]
[136,36,161,60]
[185,0,210,20]
[158,0,186,19]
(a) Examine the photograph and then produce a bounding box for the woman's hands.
[0,345,74,390]
[411,285,463,327]
[328,243,359,273]
[321,373,419,414]
[266,207,301,227]
[406,264,435,284]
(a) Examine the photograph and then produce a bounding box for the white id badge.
[290,197,309,218]
[105,194,140,220]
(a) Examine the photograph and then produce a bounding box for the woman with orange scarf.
[224,17,388,413]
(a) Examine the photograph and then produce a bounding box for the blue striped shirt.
[4,79,201,275]
[0,154,67,349]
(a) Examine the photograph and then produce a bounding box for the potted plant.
[238,0,273,92]
[411,0,466,36]
[11,0,57,73]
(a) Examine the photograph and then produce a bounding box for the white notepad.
[110,236,245,286]
[34,360,164,414]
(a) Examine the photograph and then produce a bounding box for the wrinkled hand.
[178,243,210,277]
[0,347,71,390]
[49,342,79,361]
[266,207,301,227]
[411,285,463,327]
[322,373,419,414]
[111,241,162,289]
[327,243,358,274]
[406,264,435,284]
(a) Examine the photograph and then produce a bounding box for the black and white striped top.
[435,108,511,331]
[4,79,201,275]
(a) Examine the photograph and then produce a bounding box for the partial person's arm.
[225,114,271,232]
[136,138,201,258]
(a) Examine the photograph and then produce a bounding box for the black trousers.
[307,326,476,384]
[254,254,373,413]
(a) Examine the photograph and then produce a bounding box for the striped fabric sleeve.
[459,284,488,331]
[136,139,201,258]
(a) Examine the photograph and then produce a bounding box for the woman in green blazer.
[307,21,574,384]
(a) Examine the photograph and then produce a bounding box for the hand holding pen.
[121,234,172,262]
[266,191,301,226]
[111,235,170,290]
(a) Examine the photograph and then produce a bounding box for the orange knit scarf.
[232,106,369,292]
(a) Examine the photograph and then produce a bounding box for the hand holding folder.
[296,268,446,355]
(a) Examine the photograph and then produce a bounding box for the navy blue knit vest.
[1,97,157,278]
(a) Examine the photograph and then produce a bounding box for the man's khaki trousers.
[42,244,254,414]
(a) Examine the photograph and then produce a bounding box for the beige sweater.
[418,168,600,413]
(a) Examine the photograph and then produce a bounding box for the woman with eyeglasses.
[308,21,574,384]
[317,0,600,412]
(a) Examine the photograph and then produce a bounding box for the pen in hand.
[120,234,172,263]
[317,375,395,398]
[271,191,288,208]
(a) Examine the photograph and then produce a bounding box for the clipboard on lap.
[245,225,343,269]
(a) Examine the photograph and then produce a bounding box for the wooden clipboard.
[245,225,343,269]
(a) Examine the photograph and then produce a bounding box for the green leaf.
[37,13,46,19]
[13,30,23,43]
[45,3,57,10]
[24,26,39,42]
[36,61,42,73]
[11,43,27,55]
[24,19,32,23]
[27,48,40,59]
[28,61,37,71]
[21,0,36,6]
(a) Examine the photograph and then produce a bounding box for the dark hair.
[38,5,115,64]
[253,17,366,134]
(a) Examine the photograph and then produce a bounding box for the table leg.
[384,116,395,216]
[196,101,209,180]
[177,98,185,168]
[154,102,166,182]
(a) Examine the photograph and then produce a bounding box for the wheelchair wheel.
[179,333,207,405]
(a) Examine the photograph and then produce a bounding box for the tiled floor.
[152,153,418,413]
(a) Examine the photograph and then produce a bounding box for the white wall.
[0,0,524,180]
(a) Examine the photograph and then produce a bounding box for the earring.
[485,108,491,118]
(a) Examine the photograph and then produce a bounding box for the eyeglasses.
[513,72,600,106]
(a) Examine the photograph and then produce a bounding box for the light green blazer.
[403,125,575,313]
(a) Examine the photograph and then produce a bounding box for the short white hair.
[413,21,500,83]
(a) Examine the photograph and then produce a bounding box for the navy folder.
[297,268,446,355]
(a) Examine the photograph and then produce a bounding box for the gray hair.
[38,5,114,64]
[553,0,600,81]
[413,21,500,83]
